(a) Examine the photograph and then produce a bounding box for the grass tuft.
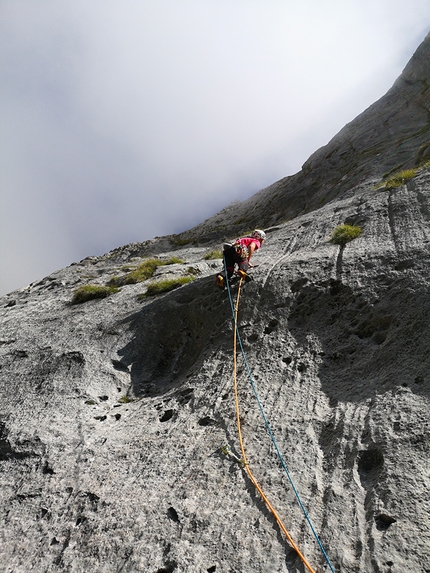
[384,168,417,189]
[118,395,135,404]
[329,224,362,246]
[166,257,185,264]
[108,257,184,286]
[71,284,119,304]
[187,266,201,275]
[204,250,223,260]
[140,276,194,298]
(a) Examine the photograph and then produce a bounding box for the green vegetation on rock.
[204,250,223,260]
[384,169,417,189]
[374,164,427,190]
[118,395,135,404]
[140,276,194,298]
[109,257,184,286]
[71,285,119,304]
[329,224,362,246]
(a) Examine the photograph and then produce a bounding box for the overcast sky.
[1,1,430,295]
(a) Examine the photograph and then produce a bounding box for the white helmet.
[252,229,266,241]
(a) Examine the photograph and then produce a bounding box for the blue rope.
[223,257,335,573]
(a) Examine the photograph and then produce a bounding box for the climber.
[216,229,266,288]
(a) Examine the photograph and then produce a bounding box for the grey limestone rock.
[1,33,430,573]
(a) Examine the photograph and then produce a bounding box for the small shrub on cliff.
[71,285,119,304]
[329,224,362,246]
[140,276,194,299]
[108,257,184,286]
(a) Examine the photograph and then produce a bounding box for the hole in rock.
[357,448,384,474]
[98,395,109,401]
[112,360,130,373]
[386,561,394,566]
[207,567,216,572]
[180,388,194,396]
[198,417,216,427]
[373,331,387,344]
[167,507,180,523]
[178,387,194,404]
[114,414,121,421]
[264,320,279,334]
[285,546,301,568]
[42,462,55,475]
[15,350,28,358]
[94,416,107,422]
[50,537,59,546]
[357,447,384,487]
[84,492,100,504]
[159,409,174,423]
[75,516,87,526]
[375,514,397,531]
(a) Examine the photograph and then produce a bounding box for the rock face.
[1,34,430,573]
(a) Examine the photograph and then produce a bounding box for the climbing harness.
[223,256,336,573]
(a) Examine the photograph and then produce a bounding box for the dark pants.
[223,246,249,279]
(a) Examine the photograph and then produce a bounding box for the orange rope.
[233,278,316,573]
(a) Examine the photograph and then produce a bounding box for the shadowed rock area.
[1,33,430,573]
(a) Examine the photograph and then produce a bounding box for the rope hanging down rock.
[224,257,335,573]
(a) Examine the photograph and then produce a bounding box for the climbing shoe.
[237,270,253,282]
[216,274,226,289]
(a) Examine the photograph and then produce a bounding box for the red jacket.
[235,237,261,251]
